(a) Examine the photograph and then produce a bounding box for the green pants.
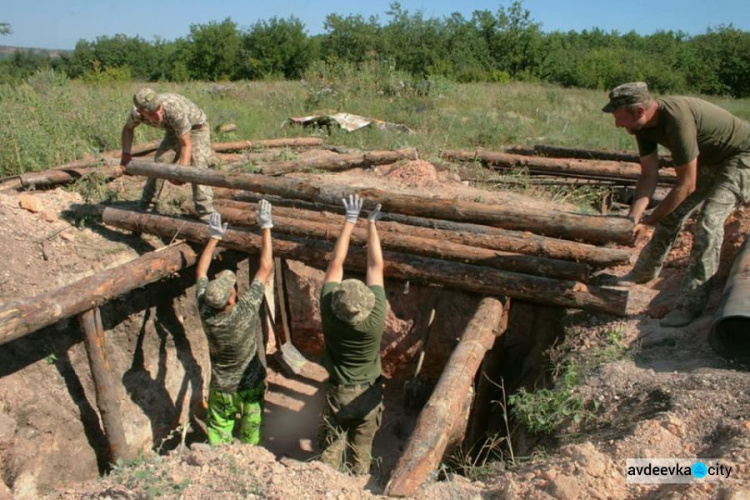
[632,154,750,310]
[206,382,265,446]
[318,380,384,475]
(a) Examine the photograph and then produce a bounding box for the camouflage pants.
[206,381,265,446]
[318,379,384,475]
[141,124,214,218]
[632,152,750,310]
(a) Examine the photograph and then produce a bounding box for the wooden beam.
[212,137,323,153]
[442,149,677,185]
[257,148,418,176]
[386,297,507,497]
[79,308,134,463]
[101,208,629,315]
[125,161,634,245]
[20,164,122,189]
[0,243,198,345]
[214,193,632,268]
[213,202,591,282]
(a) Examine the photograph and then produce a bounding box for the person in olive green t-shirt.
[318,194,387,475]
[196,201,274,445]
[603,82,750,327]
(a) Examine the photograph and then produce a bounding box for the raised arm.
[366,204,384,287]
[324,194,363,285]
[253,199,274,285]
[197,212,227,280]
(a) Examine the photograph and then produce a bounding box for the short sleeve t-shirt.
[320,282,387,385]
[636,96,750,168]
[197,277,266,392]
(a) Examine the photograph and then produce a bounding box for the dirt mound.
[382,160,438,187]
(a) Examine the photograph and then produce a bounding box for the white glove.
[209,212,228,240]
[257,199,273,229]
[367,203,383,222]
[342,194,363,224]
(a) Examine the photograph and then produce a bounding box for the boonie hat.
[602,81,651,113]
[331,279,376,325]
[133,88,161,111]
[204,270,237,309]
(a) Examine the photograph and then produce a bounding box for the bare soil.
[0,158,749,499]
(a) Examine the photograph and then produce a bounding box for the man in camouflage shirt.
[196,200,274,445]
[120,88,214,219]
[318,194,387,475]
[604,82,750,327]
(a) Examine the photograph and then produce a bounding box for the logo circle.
[691,462,708,479]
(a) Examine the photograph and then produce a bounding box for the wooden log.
[0,243,198,345]
[257,147,418,176]
[79,308,134,463]
[125,161,634,245]
[442,149,677,185]
[50,140,160,171]
[101,208,629,315]
[213,202,591,282]
[214,151,292,166]
[20,164,122,188]
[212,137,323,153]
[530,144,673,168]
[215,192,632,268]
[386,297,506,497]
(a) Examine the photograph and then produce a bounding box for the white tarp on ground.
[283,112,412,133]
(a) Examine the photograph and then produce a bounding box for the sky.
[2,0,749,50]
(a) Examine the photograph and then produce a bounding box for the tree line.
[2,2,750,97]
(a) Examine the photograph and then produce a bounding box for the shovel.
[404,307,436,408]
[262,258,309,376]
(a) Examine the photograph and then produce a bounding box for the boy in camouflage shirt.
[318,194,388,475]
[196,201,274,445]
[120,88,214,219]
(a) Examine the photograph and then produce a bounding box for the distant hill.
[0,45,71,59]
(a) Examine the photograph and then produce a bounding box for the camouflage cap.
[204,270,237,309]
[133,87,161,111]
[602,81,651,113]
[331,279,376,326]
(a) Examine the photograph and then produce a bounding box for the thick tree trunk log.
[125,161,634,245]
[257,148,418,176]
[213,202,591,282]
[386,297,507,497]
[442,149,677,185]
[212,137,323,153]
[79,307,134,463]
[20,164,122,188]
[529,144,673,168]
[215,193,632,268]
[101,209,629,315]
[0,243,198,345]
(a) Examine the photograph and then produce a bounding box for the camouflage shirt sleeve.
[196,276,209,305]
[124,107,144,129]
[237,279,266,315]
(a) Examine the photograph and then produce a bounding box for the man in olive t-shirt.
[603,82,750,326]
[196,201,274,445]
[318,194,387,475]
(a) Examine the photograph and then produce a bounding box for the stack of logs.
[2,140,641,495]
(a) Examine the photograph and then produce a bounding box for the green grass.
[4,69,750,178]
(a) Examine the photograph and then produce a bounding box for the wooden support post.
[0,243,198,345]
[101,208,629,315]
[125,161,634,245]
[386,297,507,497]
[79,307,134,463]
